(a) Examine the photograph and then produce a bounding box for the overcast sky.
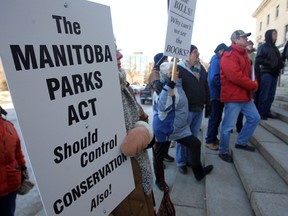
[93,0,262,63]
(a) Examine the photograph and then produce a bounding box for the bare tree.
[143,62,153,84]
[123,56,145,84]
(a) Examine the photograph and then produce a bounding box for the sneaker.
[219,153,233,163]
[155,180,169,191]
[235,144,255,152]
[163,154,175,162]
[205,143,219,151]
[178,166,187,174]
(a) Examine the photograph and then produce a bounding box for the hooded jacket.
[220,43,258,103]
[255,29,284,77]
[0,117,26,197]
[153,79,192,142]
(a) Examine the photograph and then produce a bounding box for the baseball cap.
[230,30,251,42]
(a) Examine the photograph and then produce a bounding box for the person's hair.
[190,45,197,53]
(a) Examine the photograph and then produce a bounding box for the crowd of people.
[2,28,287,215]
[109,28,287,214]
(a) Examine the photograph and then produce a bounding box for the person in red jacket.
[0,106,27,216]
[218,30,261,163]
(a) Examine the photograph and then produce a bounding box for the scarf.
[118,69,153,195]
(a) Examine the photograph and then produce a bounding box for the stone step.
[271,106,288,124]
[232,144,288,216]
[204,112,288,216]
[250,125,288,185]
[276,86,288,95]
[259,118,288,144]
[272,99,288,110]
[205,152,253,216]
[170,169,206,216]
[275,95,288,103]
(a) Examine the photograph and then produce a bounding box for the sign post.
[0,1,134,215]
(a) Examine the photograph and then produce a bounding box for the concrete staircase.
[204,68,288,216]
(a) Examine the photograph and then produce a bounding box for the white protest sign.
[164,0,197,60]
[0,0,134,215]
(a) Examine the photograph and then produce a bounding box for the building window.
[267,14,270,25]
[276,5,279,17]
[285,25,288,40]
[260,22,262,31]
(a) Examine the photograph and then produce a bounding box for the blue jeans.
[206,100,224,144]
[258,73,277,116]
[219,101,260,154]
[176,111,203,167]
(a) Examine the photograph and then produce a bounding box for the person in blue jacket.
[205,43,228,151]
[152,62,213,191]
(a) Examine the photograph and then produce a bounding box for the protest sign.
[0,0,134,215]
[164,0,197,60]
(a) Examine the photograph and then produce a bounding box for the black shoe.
[178,166,187,174]
[261,116,268,120]
[235,144,255,152]
[155,180,169,191]
[192,164,214,181]
[164,154,175,162]
[219,153,233,163]
[267,113,277,119]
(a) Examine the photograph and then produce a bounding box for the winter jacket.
[110,69,154,216]
[220,43,258,103]
[153,79,191,142]
[255,29,284,77]
[207,54,221,100]
[177,61,210,111]
[0,117,26,197]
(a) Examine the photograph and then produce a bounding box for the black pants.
[153,141,170,183]
[153,135,201,182]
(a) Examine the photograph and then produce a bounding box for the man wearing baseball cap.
[218,30,261,163]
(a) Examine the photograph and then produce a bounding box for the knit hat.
[160,62,173,82]
[190,45,198,53]
[214,43,228,53]
[154,53,168,69]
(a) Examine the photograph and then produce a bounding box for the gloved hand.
[21,166,29,181]
[167,81,176,89]
[153,80,163,95]
[120,121,154,157]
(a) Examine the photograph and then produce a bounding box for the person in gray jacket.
[152,62,213,191]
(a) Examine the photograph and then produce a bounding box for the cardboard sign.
[164,0,197,60]
[0,0,134,215]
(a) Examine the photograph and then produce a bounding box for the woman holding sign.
[109,47,155,216]
[153,62,213,186]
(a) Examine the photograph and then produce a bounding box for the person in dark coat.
[255,29,284,120]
